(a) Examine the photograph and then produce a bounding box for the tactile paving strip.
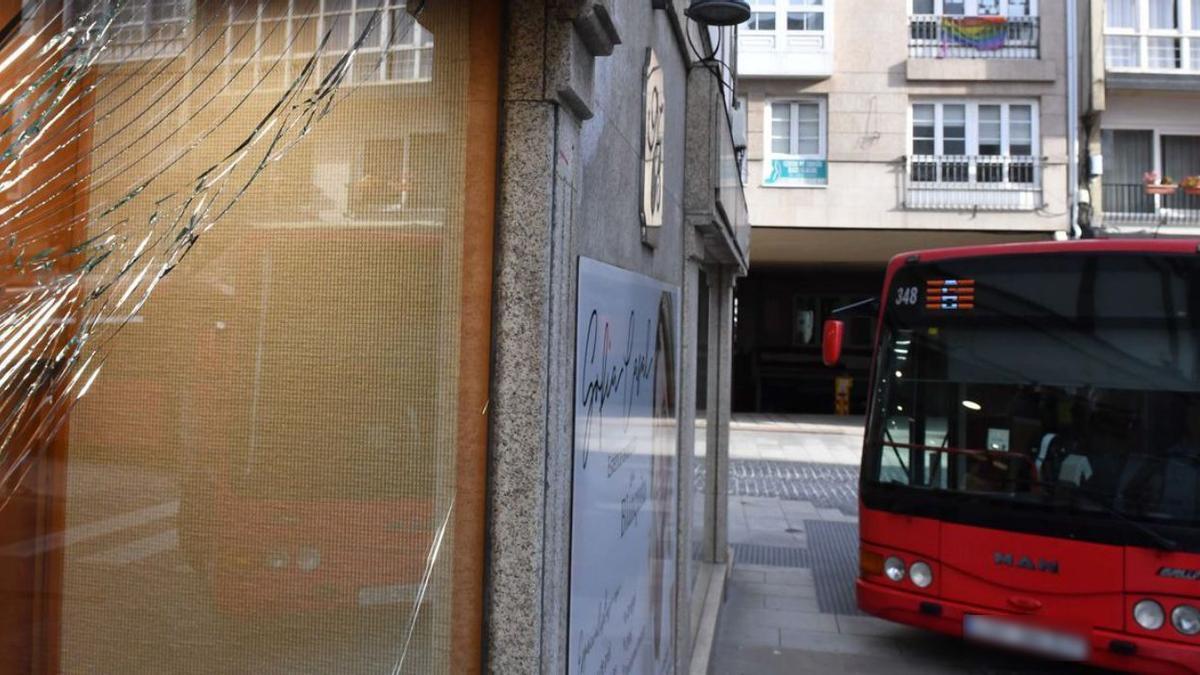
[728,460,860,515]
[731,543,811,568]
[805,519,863,615]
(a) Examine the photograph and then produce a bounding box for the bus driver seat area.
[1116,396,1200,522]
[1035,432,1093,487]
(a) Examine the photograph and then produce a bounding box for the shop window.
[0,3,492,673]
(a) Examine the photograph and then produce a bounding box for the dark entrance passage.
[732,265,884,414]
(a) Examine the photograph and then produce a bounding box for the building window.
[907,101,1041,209]
[223,1,434,89]
[747,0,827,33]
[1105,0,1200,70]
[740,0,834,76]
[763,99,827,187]
[912,0,1032,14]
[909,0,1039,59]
[1101,129,1200,222]
[67,0,193,62]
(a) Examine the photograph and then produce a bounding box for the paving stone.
[728,608,839,633]
[762,594,822,613]
[835,614,917,638]
[716,622,780,649]
[779,629,905,656]
[728,459,860,515]
[747,516,790,532]
[730,568,766,583]
[759,567,814,585]
[713,646,949,675]
[739,582,818,599]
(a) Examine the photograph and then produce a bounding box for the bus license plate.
[963,615,1089,661]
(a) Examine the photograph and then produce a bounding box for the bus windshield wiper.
[1033,479,1179,552]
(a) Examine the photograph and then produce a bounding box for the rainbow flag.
[941,16,1008,51]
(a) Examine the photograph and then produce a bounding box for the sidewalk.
[710,417,1094,674]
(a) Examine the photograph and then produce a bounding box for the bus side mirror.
[822,319,845,367]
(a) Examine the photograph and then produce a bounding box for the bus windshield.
[866,252,1200,528]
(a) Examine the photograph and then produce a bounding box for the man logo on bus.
[994,552,1059,574]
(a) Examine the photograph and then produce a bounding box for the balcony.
[1102,183,1200,228]
[909,14,1040,59]
[904,155,1044,211]
[1104,32,1200,89]
[738,32,832,78]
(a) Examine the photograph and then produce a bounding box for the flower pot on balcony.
[1145,184,1179,196]
[1184,186,1200,196]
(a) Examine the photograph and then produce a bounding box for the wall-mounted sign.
[569,257,680,675]
[764,158,828,187]
[641,49,665,240]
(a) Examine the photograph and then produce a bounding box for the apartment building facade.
[733,0,1074,414]
[1084,0,1200,236]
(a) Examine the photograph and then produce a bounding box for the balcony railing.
[905,155,1044,210]
[909,15,1040,59]
[1102,183,1200,226]
[1105,33,1200,72]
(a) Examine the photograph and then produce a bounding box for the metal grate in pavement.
[805,519,863,615]
[731,543,810,568]
[727,460,860,515]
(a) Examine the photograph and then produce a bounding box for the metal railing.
[909,14,1040,59]
[904,155,1043,211]
[1102,183,1200,226]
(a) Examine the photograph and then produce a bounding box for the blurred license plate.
[963,615,1089,661]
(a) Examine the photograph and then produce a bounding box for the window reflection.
[0,1,472,673]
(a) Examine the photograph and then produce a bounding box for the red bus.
[823,239,1200,673]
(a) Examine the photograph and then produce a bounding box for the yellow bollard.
[834,375,853,416]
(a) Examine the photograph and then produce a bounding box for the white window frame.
[762,98,828,188]
[67,0,194,62]
[768,97,825,158]
[745,1,831,40]
[909,0,1038,16]
[1105,0,1200,71]
[223,0,434,87]
[909,100,1039,158]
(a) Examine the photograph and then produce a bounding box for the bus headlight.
[910,561,933,588]
[1134,599,1165,630]
[1173,605,1200,635]
[884,556,905,582]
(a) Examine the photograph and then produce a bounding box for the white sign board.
[569,257,680,675]
[641,49,665,238]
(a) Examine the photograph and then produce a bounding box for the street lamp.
[685,0,751,26]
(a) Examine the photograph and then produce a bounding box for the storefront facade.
[0,1,744,673]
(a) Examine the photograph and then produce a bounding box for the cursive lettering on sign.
[619,473,648,539]
[579,309,655,470]
[576,583,621,674]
